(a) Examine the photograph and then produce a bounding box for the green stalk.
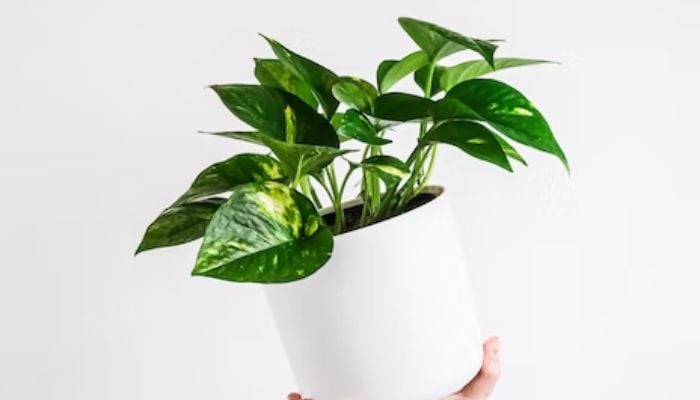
[300,176,323,209]
[395,59,438,211]
[326,165,344,234]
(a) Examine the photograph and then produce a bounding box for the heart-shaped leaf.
[423,120,512,171]
[413,64,446,97]
[261,136,354,178]
[337,110,391,145]
[441,58,554,92]
[136,198,226,254]
[373,93,435,121]
[262,36,339,118]
[398,17,498,65]
[173,154,285,206]
[192,182,333,283]
[361,155,409,184]
[446,79,567,169]
[332,77,378,113]
[254,58,318,110]
[210,84,338,147]
[377,51,429,93]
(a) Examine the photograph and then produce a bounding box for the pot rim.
[320,185,446,237]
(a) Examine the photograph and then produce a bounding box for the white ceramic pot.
[264,186,483,400]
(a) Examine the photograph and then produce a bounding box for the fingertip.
[483,336,500,360]
[288,393,302,400]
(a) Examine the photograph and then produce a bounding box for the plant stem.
[394,59,438,212]
[326,165,344,234]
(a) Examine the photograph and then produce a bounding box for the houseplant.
[136,16,567,400]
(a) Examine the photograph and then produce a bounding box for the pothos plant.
[136,17,567,283]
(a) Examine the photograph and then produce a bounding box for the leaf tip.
[258,33,275,45]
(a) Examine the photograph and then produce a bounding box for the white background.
[1,0,699,399]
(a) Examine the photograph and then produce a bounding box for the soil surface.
[322,192,437,235]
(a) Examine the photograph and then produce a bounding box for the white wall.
[1,0,698,399]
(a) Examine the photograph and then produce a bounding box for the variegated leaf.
[136,198,226,254]
[192,182,333,283]
[173,154,285,206]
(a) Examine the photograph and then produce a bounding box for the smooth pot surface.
[264,186,483,400]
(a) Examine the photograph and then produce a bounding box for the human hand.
[288,336,501,400]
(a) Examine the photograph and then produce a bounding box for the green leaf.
[199,131,264,145]
[414,65,446,97]
[254,58,318,110]
[373,93,434,121]
[361,155,409,184]
[431,98,481,121]
[398,17,498,65]
[192,182,333,283]
[446,79,567,169]
[173,154,285,206]
[332,77,378,113]
[136,198,226,254]
[262,35,339,118]
[336,109,391,145]
[210,85,338,147]
[377,51,429,93]
[261,136,353,177]
[423,120,512,171]
[441,58,554,92]
[494,135,528,166]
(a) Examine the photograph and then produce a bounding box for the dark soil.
[322,191,438,235]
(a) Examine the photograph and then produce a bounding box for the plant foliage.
[136,17,567,283]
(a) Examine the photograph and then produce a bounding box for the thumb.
[459,337,501,399]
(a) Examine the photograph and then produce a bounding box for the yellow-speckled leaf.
[254,58,319,110]
[136,198,226,254]
[210,84,338,148]
[261,36,339,118]
[192,182,333,283]
[424,120,512,172]
[446,79,567,169]
[173,154,285,206]
[261,136,354,177]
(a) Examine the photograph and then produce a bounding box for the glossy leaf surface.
[373,93,434,121]
[199,131,264,145]
[254,58,318,109]
[441,58,553,92]
[210,84,338,147]
[332,77,378,113]
[192,182,332,283]
[337,110,391,145]
[136,198,225,254]
[494,135,528,166]
[174,154,285,206]
[377,51,429,93]
[361,155,409,184]
[431,98,481,120]
[446,79,567,168]
[262,36,339,118]
[424,120,512,171]
[261,136,353,177]
[398,17,497,65]
[414,65,446,97]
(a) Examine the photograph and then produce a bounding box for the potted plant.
[136,17,567,400]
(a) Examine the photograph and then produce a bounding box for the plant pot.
[264,186,483,400]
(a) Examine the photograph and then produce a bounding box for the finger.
[460,337,501,399]
[287,393,313,400]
